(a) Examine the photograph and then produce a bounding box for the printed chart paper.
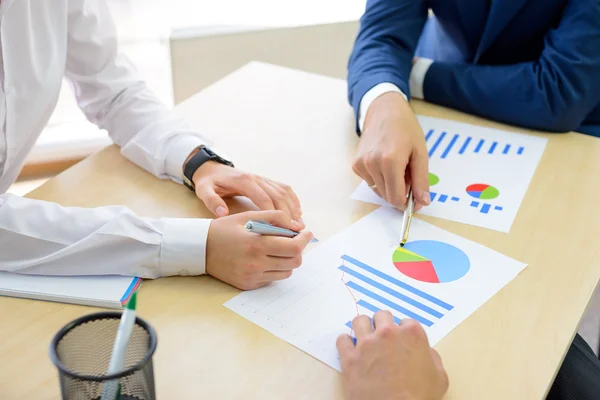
[351,116,548,232]
[225,208,527,371]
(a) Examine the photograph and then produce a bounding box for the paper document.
[351,116,547,232]
[225,207,527,371]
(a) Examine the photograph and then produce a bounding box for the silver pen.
[245,220,299,238]
[400,188,415,247]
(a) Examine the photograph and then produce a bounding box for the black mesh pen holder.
[49,311,158,400]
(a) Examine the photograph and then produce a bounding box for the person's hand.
[337,312,449,400]
[353,92,430,210]
[206,210,313,290]
[192,160,303,226]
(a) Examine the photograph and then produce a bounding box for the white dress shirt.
[358,58,434,132]
[0,0,212,278]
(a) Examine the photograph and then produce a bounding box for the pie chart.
[466,183,500,200]
[392,240,470,283]
[428,172,439,186]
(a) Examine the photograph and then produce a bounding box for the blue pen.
[245,220,299,237]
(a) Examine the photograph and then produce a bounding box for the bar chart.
[426,129,526,159]
[340,254,454,328]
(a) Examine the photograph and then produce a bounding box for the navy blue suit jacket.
[348,0,600,137]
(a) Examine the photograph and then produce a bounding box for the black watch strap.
[183,147,234,191]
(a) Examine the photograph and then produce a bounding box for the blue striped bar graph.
[469,201,504,213]
[428,131,447,158]
[441,134,459,159]
[345,317,376,329]
[459,137,472,154]
[425,129,434,141]
[423,129,527,157]
[338,267,444,318]
[347,281,434,326]
[474,139,485,153]
[346,321,364,329]
[431,192,453,203]
[341,255,454,310]
[358,300,402,324]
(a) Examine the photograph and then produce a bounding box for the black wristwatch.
[182,146,234,191]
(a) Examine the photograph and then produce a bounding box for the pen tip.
[400,242,405,247]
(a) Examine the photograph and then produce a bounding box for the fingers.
[364,163,388,202]
[431,348,450,388]
[282,183,302,214]
[257,179,301,223]
[236,175,276,212]
[336,334,356,358]
[262,270,294,282]
[383,158,408,210]
[373,310,395,329]
[262,231,313,257]
[352,315,374,340]
[264,256,303,271]
[245,210,301,231]
[409,147,431,209]
[195,183,229,217]
[268,179,303,222]
[352,160,375,187]
[430,348,444,371]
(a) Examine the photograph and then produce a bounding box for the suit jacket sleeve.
[347,0,428,128]
[423,0,600,132]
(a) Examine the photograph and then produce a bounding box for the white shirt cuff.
[358,83,407,132]
[409,58,434,100]
[165,135,208,183]
[159,218,212,276]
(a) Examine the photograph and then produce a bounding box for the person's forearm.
[423,0,600,133]
[423,61,600,132]
[0,194,209,278]
[347,0,428,124]
[65,0,208,184]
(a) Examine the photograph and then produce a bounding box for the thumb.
[409,149,431,208]
[195,183,229,217]
[246,210,300,231]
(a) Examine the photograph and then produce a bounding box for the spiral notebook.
[0,272,141,309]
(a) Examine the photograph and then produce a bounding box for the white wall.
[170,22,359,104]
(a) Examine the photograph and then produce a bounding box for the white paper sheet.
[351,116,548,232]
[225,207,527,371]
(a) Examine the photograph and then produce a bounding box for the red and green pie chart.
[466,183,500,200]
[392,240,471,283]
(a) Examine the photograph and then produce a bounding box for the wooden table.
[2,62,600,399]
